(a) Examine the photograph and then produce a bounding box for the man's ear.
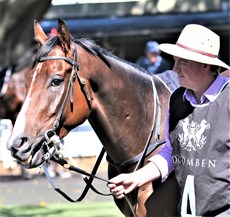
[202,64,211,72]
[203,64,208,68]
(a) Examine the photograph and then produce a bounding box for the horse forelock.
[33,36,59,66]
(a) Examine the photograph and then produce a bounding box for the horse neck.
[87,57,156,164]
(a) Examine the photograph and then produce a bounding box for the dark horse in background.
[0,46,36,124]
[0,46,36,179]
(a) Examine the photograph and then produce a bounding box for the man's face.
[147,52,158,63]
[173,56,207,91]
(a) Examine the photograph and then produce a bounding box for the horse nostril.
[14,137,28,149]
[9,137,30,159]
[10,146,18,156]
[8,137,28,154]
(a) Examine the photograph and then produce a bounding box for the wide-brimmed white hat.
[159,24,230,69]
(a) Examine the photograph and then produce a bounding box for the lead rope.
[41,130,138,216]
[134,76,161,171]
[49,76,159,217]
[37,41,136,214]
[41,134,111,202]
[39,41,157,217]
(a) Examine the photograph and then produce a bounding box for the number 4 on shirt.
[181,175,201,217]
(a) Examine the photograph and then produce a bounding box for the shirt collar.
[183,74,230,106]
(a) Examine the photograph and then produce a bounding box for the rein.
[36,40,162,217]
[134,76,161,171]
[38,41,111,200]
[108,76,162,172]
[41,134,111,202]
[36,41,138,216]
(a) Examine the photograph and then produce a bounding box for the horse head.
[8,19,92,168]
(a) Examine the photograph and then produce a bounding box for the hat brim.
[159,43,230,70]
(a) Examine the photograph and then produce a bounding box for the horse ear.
[57,18,72,53]
[34,20,48,47]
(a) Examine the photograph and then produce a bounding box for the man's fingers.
[107,183,116,189]
[113,187,126,199]
[107,182,126,199]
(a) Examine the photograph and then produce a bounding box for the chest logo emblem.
[178,118,210,151]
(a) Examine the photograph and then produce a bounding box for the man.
[136,41,171,74]
[108,24,230,216]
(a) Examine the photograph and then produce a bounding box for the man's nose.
[172,62,179,73]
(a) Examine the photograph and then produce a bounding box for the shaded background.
[0,0,229,69]
[0,0,51,67]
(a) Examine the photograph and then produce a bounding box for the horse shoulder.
[136,182,153,217]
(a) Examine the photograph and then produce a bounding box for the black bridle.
[39,42,91,133]
[34,40,163,217]
[36,40,115,204]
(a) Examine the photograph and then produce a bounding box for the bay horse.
[7,19,180,216]
[0,46,36,179]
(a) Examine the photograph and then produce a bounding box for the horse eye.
[51,78,63,86]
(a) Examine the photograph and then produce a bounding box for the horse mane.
[75,38,111,68]
[34,35,147,75]
[75,38,147,74]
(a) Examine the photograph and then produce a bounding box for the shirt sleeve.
[148,110,174,182]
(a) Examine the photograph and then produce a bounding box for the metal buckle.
[42,129,63,162]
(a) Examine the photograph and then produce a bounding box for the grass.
[0,201,124,217]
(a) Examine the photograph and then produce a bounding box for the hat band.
[176,43,218,58]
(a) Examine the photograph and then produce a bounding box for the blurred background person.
[136,41,172,74]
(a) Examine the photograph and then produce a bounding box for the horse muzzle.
[7,136,46,168]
